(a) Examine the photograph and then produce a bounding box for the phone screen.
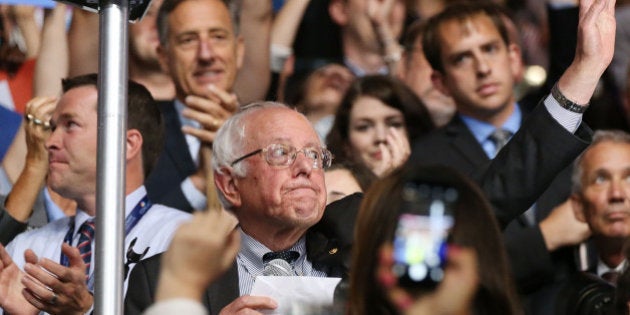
[392,186,455,289]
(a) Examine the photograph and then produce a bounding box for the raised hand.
[372,127,410,178]
[182,84,239,144]
[558,0,617,105]
[24,96,57,166]
[540,199,591,251]
[377,244,479,315]
[575,0,616,77]
[156,210,240,302]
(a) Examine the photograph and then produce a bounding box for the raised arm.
[34,3,69,97]
[11,5,39,59]
[68,8,99,77]
[479,0,616,227]
[556,0,616,105]
[270,0,312,72]
[0,97,56,245]
[233,0,272,104]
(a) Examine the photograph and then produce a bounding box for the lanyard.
[59,195,152,267]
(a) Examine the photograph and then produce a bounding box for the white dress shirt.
[2,186,191,314]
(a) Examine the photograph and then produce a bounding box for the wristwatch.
[551,83,588,113]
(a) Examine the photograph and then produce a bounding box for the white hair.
[211,101,295,209]
[571,129,630,194]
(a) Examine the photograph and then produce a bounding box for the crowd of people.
[0,0,629,314]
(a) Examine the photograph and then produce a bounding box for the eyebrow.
[54,112,79,122]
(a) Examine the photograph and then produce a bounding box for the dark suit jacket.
[145,100,197,213]
[410,104,583,314]
[124,193,362,315]
[411,103,590,228]
[411,105,576,283]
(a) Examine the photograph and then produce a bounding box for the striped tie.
[77,219,95,276]
[489,128,512,157]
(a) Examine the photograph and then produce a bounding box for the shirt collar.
[71,185,147,233]
[174,99,201,129]
[597,258,627,276]
[343,57,388,77]
[238,227,307,276]
[44,187,67,222]
[459,103,521,143]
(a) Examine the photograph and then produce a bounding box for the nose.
[291,150,315,177]
[474,54,491,78]
[197,38,215,61]
[608,178,628,202]
[375,124,388,145]
[45,127,61,152]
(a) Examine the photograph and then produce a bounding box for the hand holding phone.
[392,184,457,290]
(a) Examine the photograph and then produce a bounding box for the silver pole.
[95,0,128,314]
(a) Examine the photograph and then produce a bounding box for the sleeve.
[180,178,207,210]
[504,225,556,293]
[0,195,28,246]
[475,102,592,228]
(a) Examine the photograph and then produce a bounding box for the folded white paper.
[250,276,341,315]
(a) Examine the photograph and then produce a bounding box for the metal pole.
[95,0,128,314]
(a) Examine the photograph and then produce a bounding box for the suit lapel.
[444,117,490,170]
[159,101,197,176]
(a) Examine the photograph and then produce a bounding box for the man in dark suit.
[126,102,355,314]
[570,130,630,281]
[552,130,630,314]
[144,0,243,212]
[410,1,611,314]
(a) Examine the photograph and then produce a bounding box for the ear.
[570,194,587,223]
[328,0,348,26]
[214,168,241,208]
[235,36,245,71]
[430,71,451,97]
[126,129,143,163]
[507,43,523,82]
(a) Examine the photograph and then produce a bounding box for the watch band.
[551,83,588,114]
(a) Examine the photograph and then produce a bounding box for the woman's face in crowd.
[347,96,408,173]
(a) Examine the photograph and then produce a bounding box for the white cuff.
[270,43,293,72]
[181,177,207,210]
[543,93,583,133]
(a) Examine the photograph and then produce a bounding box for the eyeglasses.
[230,143,333,169]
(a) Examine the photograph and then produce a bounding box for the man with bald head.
[126,102,344,314]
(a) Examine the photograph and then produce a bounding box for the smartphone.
[392,184,456,290]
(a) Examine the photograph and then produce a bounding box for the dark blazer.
[145,100,197,213]
[410,105,582,314]
[411,103,590,228]
[124,193,362,315]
